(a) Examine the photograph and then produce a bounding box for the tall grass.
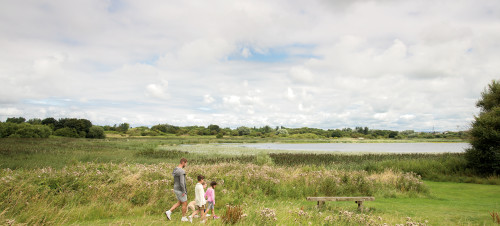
[0,162,426,224]
[1,138,497,184]
[269,152,500,184]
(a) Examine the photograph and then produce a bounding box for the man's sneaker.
[165,210,172,220]
[206,214,211,217]
[181,217,189,222]
[188,216,193,223]
[194,215,199,218]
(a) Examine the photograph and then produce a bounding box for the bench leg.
[355,201,364,211]
[317,201,325,208]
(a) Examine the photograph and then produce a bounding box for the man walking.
[165,158,189,222]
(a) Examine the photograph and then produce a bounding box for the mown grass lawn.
[73,181,499,225]
[368,181,500,225]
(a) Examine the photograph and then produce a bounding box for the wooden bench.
[307,197,375,211]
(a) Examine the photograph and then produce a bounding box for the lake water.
[236,142,470,153]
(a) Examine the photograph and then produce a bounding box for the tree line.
[0,117,105,139]
[1,117,467,140]
[108,123,467,139]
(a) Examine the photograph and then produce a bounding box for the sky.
[0,0,499,131]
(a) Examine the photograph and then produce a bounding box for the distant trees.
[2,116,469,140]
[237,126,251,136]
[330,129,343,138]
[207,124,221,134]
[466,80,500,175]
[0,122,51,138]
[276,128,289,136]
[151,124,180,134]
[87,126,105,139]
[6,117,26,124]
[41,117,57,129]
[1,117,106,139]
[116,123,130,133]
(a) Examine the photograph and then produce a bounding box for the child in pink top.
[204,181,219,219]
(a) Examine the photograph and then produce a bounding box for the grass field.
[0,137,498,225]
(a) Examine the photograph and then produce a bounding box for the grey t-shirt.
[172,167,187,194]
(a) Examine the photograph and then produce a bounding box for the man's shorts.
[206,201,214,210]
[173,190,187,202]
[196,205,205,210]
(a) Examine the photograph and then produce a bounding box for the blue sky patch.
[228,44,319,63]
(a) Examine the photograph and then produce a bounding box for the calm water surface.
[236,142,470,153]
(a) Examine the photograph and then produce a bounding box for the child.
[189,175,207,223]
[205,181,219,219]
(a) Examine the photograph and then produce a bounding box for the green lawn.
[372,181,499,225]
[73,181,499,225]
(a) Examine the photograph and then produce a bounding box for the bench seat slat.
[307,197,375,201]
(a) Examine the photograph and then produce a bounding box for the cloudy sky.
[1,0,499,131]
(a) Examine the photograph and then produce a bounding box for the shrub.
[86,126,105,139]
[15,125,52,138]
[54,127,80,138]
[0,122,20,138]
[0,123,51,138]
[237,126,251,136]
[276,128,288,136]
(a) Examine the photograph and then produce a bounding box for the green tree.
[54,127,80,138]
[276,128,289,136]
[41,117,57,129]
[237,126,251,136]
[465,80,500,175]
[330,129,343,138]
[117,123,130,133]
[14,124,52,138]
[208,124,221,134]
[27,118,42,125]
[6,117,25,124]
[261,125,273,134]
[87,126,106,139]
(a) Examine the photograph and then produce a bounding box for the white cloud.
[0,0,497,131]
[287,87,296,100]
[203,94,215,104]
[146,79,169,99]
[241,48,252,58]
[289,66,315,83]
[0,107,22,116]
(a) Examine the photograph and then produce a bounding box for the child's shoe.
[188,216,193,223]
[165,210,172,220]
[213,215,220,219]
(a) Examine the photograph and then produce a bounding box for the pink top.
[205,187,215,203]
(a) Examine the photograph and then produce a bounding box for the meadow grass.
[0,137,498,225]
